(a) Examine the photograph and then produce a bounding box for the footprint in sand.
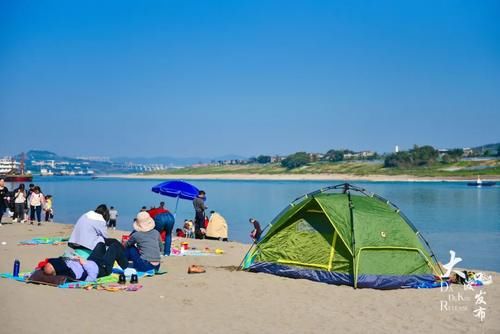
[182,298,193,305]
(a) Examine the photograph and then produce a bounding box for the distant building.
[395,145,399,153]
[344,151,376,160]
[309,153,324,162]
[462,148,473,157]
[271,155,284,163]
[0,157,20,174]
[76,156,112,162]
[437,148,449,157]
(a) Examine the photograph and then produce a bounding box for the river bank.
[99,173,500,182]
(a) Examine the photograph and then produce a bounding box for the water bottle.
[13,259,20,277]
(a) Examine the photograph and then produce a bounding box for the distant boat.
[0,154,33,182]
[467,176,496,187]
[40,168,54,176]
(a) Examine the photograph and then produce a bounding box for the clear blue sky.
[1,0,499,158]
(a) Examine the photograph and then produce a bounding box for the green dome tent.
[241,184,442,289]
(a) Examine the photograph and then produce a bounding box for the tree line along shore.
[141,145,500,179]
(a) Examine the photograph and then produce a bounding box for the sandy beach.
[100,173,500,182]
[0,221,498,334]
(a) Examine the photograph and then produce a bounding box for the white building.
[0,157,20,174]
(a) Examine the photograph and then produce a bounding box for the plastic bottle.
[13,259,20,277]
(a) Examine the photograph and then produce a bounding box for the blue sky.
[1,0,499,158]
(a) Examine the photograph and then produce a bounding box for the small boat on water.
[467,176,496,187]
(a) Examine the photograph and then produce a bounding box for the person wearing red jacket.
[148,201,168,219]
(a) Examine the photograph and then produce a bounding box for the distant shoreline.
[98,173,500,182]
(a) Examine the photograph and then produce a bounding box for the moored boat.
[467,176,496,187]
[0,154,33,182]
[1,174,33,182]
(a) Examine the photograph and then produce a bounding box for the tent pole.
[347,191,358,288]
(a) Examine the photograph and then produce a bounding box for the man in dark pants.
[249,218,262,242]
[193,190,207,239]
[41,239,128,281]
[87,240,129,278]
[0,178,9,226]
[154,211,175,256]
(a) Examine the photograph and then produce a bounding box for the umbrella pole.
[174,197,180,219]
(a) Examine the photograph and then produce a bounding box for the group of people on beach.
[0,178,54,226]
[39,203,166,282]
[1,181,262,244]
[3,181,267,284]
[37,189,236,282]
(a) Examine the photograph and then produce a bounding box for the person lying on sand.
[38,239,128,281]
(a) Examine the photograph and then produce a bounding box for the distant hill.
[20,150,80,162]
[473,143,500,155]
[112,154,247,166]
[13,150,247,167]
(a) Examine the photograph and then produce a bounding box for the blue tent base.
[246,262,439,289]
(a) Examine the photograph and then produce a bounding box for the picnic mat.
[1,268,162,292]
[18,237,69,246]
[170,244,224,256]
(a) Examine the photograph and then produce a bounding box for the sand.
[0,221,499,334]
[100,173,500,182]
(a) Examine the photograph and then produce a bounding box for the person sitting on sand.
[38,239,128,281]
[205,211,229,241]
[125,212,163,272]
[68,204,110,257]
[183,220,194,238]
[176,228,186,237]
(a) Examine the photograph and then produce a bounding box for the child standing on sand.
[29,186,45,226]
[14,184,27,223]
[108,206,118,229]
[44,195,54,222]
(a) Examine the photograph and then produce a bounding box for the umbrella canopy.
[152,180,200,200]
[152,180,201,217]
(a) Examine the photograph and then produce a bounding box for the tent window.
[295,218,317,233]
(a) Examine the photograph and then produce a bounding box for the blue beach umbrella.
[151,180,200,216]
